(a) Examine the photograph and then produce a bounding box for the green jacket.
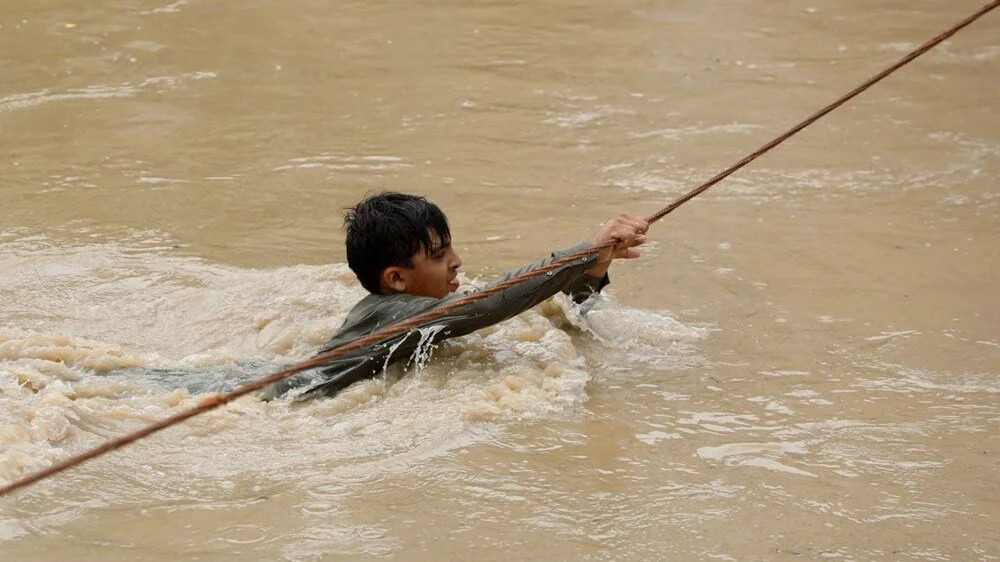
[263,241,608,400]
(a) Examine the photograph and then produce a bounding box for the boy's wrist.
[585,260,611,279]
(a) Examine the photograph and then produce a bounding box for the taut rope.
[2,0,997,497]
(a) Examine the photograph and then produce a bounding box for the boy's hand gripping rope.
[1,0,997,497]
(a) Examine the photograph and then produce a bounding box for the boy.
[264,192,648,400]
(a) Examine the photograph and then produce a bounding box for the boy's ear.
[380,266,407,294]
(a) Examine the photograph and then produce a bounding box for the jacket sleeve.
[389,240,606,339]
[294,241,607,399]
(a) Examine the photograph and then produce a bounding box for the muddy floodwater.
[1,0,998,560]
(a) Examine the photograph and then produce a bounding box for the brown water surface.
[1,0,998,560]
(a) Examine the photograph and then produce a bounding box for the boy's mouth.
[447,278,459,291]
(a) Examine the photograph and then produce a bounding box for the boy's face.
[389,229,462,299]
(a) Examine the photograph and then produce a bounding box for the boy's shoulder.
[339,291,440,336]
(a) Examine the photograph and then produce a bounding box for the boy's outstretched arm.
[425,212,650,332]
[277,214,649,399]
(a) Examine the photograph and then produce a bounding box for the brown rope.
[2,1,997,497]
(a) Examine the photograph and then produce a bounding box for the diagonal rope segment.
[2,0,997,497]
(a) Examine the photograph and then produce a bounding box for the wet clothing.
[262,241,609,400]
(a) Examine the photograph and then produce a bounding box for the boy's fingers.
[627,216,649,231]
[599,215,648,261]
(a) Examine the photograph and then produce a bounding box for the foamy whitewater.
[0,240,706,494]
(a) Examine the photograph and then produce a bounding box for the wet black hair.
[344,192,451,294]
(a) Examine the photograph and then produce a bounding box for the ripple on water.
[697,441,817,478]
[0,73,215,113]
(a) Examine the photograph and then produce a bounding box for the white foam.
[556,295,709,373]
[0,237,712,500]
[0,243,609,486]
